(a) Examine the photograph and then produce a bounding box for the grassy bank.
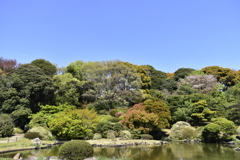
[0,138,55,153]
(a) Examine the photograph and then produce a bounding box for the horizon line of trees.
[0,57,240,141]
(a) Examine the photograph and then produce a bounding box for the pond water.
[0,142,239,160]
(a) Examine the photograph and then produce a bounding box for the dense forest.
[0,57,239,142]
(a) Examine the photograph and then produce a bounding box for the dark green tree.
[31,59,57,76]
[0,64,54,128]
[174,68,195,81]
[0,114,14,137]
[141,65,167,90]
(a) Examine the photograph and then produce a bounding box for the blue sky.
[1,0,240,73]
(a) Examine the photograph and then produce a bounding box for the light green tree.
[48,109,100,139]
[53,73,83,106]
[29,104,76,128]
[66,60,86,80]
[81,60,143,110]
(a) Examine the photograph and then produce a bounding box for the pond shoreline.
[0,139,168,154]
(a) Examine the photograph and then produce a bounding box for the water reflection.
[0,142,239,160]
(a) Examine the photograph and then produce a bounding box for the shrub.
[120,130,132,140]
[59,140,93,160]
[99,110,108,115]
[85,132,94,140]
[113,123,124,136]
[201,123,221,142]
[181,126,196,139]
[0,114,14,138]
[13,127,24,134]
[93,133,102,140]
[131,129,141,139]
[170,121,194,140]
[236,126,240,135]
[107,130,116,139]
[140,134,153,140]
[24,132,43,139]
[25,126,52,140]
[109,117,120,123]
[109,109,117,117]
[95,122,113,138]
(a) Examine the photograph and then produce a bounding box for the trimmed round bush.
[140,134,153,140]
[93,133,102,140]
[119,130,132,140]
[170,121,196,140]
[59,140,93,160]
[24,132,42,139]
[109,117,120,123]
[181,126,196,139]
[107,130,116,139]
[25,126,52,140]
[13,128,24,134]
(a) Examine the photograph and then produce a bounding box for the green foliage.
[82,61,143,111]
[93,133,102,140]
[180,126,196,139]
[24,131,43,139]
[149,89,165,100]
[225,83,240,125]
[113,123,124,136]
[29,104,76,128]
[236,127,240,135]
[53,73,82,106]
[161,78,178,94]
[131,129,141,139]
[92,100,108,112]
[140,134,153,140]
[66,60,86,80]
[201,118,235,142]
[48,109,100,140]
[174,68,195,81]
[201,123,221,142]
[109,117,121,123]
[94,122,113,138]
[26,126,52,140]
[59,140,93,160]
[0,64,54,128]
[0,114,14,137]
[109,109,117,117]
[119,130,132,140]
[31,59,57,76]
[191,100,215,125]
[85,132,94,140]
[141,65,167,90]
[176,83,198,95]
[107,130,116,139]
[211,117,235,139]
[170,121,195,140]
[13,127,24,134]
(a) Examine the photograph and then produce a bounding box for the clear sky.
[1,0,240,73]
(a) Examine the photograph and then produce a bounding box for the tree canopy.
[31,59,57,76]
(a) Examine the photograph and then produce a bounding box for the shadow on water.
[0,142,239,160]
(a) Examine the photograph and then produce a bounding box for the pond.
[0,142,239,160]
